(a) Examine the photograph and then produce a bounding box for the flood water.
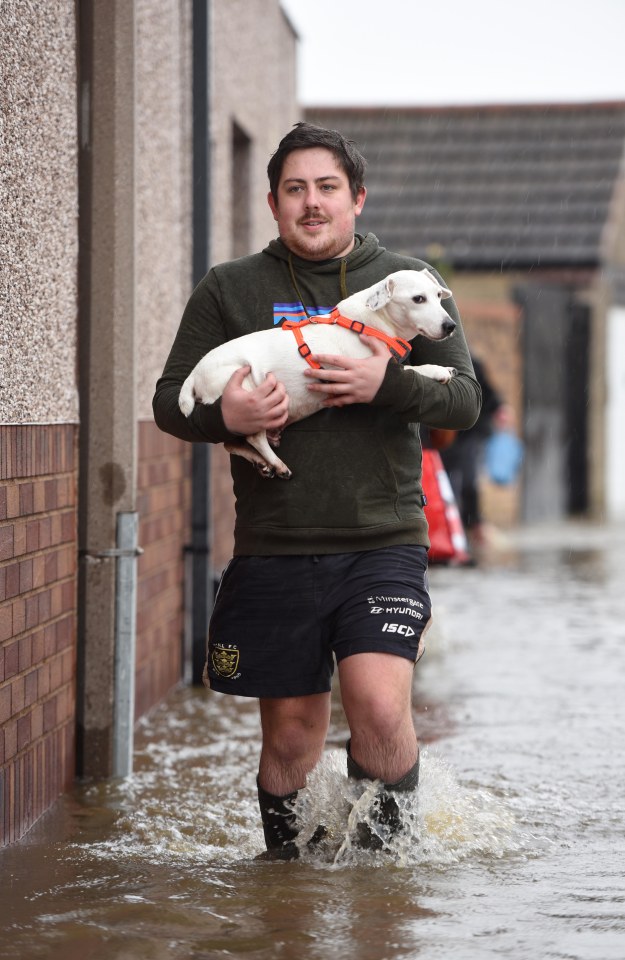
[2,521,624,960]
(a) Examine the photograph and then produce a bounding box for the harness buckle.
[390,339,411,362]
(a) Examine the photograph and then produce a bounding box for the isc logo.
[381,623,415,636]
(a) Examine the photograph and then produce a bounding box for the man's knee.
[342,679,413,746]
[353,694,409,741]
[260,695,329,763]
[263,722,320,767]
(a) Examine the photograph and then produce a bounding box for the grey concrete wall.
[135,0,193,421]
[0,1,78,425]
[208,0,299,570]
[210,0,299,265]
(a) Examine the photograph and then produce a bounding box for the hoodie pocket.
[282,428,403,529]
[230,410,423,533]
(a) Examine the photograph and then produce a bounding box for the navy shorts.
[205,545,432,699]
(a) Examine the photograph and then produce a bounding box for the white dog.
[179,269,457,478]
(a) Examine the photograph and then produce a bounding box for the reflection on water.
[2,522,625,960]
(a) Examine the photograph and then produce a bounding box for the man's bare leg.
[339,652,418,780]
[256,693,331,858]
[339,652,419,850]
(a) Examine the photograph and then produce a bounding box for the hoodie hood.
[263,232,388,315]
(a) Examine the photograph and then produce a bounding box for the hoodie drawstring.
[339,258,348,299]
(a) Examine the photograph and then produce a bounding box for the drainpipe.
[185,0,214,685]
[112,512,141,776]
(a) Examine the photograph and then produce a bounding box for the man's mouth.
[300,218,327,228]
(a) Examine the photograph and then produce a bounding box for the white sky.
[280,0,625,107]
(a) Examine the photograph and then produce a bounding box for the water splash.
[73,745,527,871]
[294,748,526,868]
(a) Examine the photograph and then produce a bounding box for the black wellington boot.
[256,779,300,860]
[346,741,420,851]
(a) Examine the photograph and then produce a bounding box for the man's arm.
[152,271,288,443]
[373,288,481,430]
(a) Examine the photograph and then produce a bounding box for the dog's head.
[365,269,456,341]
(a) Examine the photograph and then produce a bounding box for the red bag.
[421,448,470,564]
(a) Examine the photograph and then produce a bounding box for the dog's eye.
[412,295,426,304]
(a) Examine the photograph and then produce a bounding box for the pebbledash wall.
[0,1,80,844]
[0,0,195,845]
[0,0,298,846]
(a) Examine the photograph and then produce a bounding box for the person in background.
[485,403,524,487]
[153,123,481,858]
[440,354,502,549]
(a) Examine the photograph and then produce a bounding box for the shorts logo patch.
[211,643,240,679]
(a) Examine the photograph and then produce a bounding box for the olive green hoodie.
[153,233,480,555]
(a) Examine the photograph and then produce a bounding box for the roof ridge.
[307,100,625,115]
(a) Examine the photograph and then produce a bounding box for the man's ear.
[366,276,395,311]
[354,185,367,216]
[267,191,279,221]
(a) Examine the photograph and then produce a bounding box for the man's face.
[267,147,366,261]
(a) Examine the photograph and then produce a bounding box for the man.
[153,122,481,858]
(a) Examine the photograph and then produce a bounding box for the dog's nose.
[442,317,456,336]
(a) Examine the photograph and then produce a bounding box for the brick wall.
[135,421,191,718]
[0,425,77,845]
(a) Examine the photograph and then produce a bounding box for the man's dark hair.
[267,122,367,202]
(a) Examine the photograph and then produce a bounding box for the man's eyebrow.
[282,175,342,185]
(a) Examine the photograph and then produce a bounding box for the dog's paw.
[432,365,457,383]
[179,396,195,417]
[254,462,276,479]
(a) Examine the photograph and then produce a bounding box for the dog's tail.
[178,375,196,417]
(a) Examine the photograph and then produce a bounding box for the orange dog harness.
[281,308,412,370]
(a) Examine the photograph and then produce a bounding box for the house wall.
[0,1,78,844]
[136,425,191,719]
[450,268,596,527]
[594,163,625,518]
[443,272,524,528]
[0,428,77,845]
[134,0,193,714]
[0,0,299,845]
[0,0,195,843]
[208,0,299,572]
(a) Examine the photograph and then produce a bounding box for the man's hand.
[221,367,289,435]
[304,335,391,407]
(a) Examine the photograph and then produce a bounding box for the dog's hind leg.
[224,440,277,478]
[224,433,292,479]
[247,432,292,479]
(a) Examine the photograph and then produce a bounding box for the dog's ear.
[366,277,395,311]
[421,268,452,300]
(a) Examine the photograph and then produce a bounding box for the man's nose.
[304,187,320,208]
